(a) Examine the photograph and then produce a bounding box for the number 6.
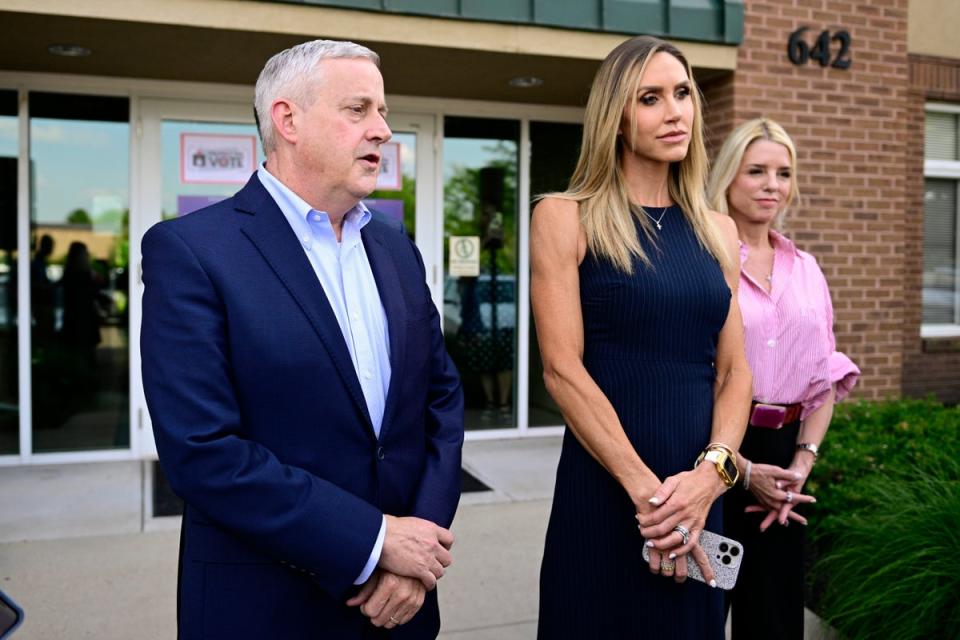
[787,26,810,65]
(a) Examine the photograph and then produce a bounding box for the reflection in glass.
[442,117,518,430]
[924,112,957,161]
[162,121,265,219]
[0,90,18,454]
[364,132,417,239]
[29,92,130,452]
[528,121,583,427]
[922,179,958,324]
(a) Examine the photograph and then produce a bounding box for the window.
[0,89,19,455]
[922,105,960,336]
[29,92,131,452]
[442,117,519,430]
[528,120,582,427]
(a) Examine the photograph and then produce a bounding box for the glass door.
[135,99,258,459]
[441,116,520,432]
[28,92,132,455]
[0,90,18,457]
[365,112,439,298]
[134,99,436,458]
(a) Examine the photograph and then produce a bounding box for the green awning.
[272,0,743,44]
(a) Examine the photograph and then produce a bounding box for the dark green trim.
[272,0,743,44]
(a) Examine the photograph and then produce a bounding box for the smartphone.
[0,589,23,639]
[642,529,744,590]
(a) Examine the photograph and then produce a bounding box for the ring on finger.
[785,490,794,503]
[660,560,675,572]
[672,525,691,546]
[389,615,401,625]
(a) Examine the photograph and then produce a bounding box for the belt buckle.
[750,403,786,429]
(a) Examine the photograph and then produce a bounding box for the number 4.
[809,30,831,67]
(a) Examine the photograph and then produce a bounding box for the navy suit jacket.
[141,174,464,639]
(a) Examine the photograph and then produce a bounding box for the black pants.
[724,420,805,640]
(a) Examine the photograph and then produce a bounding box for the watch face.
[704,449,737,484]
[722,456,738,480]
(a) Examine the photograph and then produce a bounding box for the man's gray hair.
[254,39,380,153]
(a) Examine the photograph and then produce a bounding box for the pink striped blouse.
[738,231,860,420]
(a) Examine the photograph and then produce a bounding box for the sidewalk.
[0,436,834,639]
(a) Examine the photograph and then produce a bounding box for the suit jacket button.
[377,446,385,460]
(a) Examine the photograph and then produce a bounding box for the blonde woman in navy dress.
[707,118,860,639]
[532,36,753,639]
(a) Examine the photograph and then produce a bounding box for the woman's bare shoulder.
[708,210,738,238]
[533,197,581,238]
[532,196,584,262]
[534,196,578,218]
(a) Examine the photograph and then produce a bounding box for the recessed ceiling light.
[48,44,92,57]
[509,76,543,88]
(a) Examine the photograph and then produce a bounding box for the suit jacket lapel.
[362,227,407,439]
[233,176,375,436]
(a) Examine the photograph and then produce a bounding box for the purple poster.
[177,195,228,217]
[362,198,404,223]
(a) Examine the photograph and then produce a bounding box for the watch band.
[695,447,739,488]
[705,441,734,458]
[796,442,819,460]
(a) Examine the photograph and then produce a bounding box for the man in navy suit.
[141,40,464,639]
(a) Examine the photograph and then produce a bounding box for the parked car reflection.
[443,273,515,336]
[443,273,515,428]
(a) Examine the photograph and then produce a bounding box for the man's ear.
[271,98,298,145]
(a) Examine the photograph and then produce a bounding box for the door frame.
[380,112,441,310]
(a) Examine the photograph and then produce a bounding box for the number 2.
[831,31,852,69]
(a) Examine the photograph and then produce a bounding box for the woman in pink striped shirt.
[706,118,859,640]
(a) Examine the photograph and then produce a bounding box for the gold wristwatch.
[695,447,740,488]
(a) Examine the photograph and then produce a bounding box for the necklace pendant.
[656,222,662,230]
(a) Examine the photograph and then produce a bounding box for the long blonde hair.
[544,35,729,273]
[706,118,800,223]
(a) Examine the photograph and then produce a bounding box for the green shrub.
[811,461,960,639]
[805,398,960,639]
[806,398,960,525]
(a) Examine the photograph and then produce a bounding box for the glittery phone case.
[642,529,744,590]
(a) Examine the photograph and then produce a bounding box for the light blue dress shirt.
[258,165,389,585]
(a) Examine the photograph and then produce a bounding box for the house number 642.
[787,27,852,70]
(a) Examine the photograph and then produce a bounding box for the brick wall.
[703,0,911,401]
[701,72,735,157]
[902,54,960,404]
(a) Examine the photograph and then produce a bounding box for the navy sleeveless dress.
[538,206,730,639]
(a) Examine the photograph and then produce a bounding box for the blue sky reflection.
[30,119,129,232]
